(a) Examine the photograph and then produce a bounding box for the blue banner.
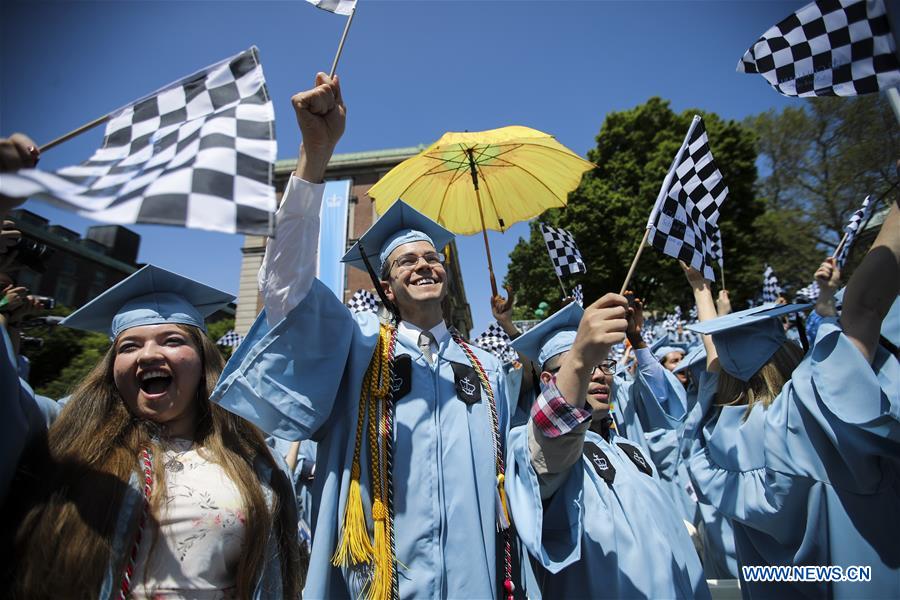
[317,179,351,298]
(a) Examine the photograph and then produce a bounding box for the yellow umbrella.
[367,125,595,296]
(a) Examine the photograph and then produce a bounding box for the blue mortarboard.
[673,344,707,374]
[341,200,455,273]
[510,302,584,368]
[61,265,235,338]
[687,302,811,381]
[653,345,686,361]
[834,287,900,348]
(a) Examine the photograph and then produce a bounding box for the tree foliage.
[506,98,768,315]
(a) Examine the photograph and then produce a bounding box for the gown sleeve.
[505,425,584,573]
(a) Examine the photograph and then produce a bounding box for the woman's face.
[113,324,203,437]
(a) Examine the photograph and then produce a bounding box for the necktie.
[418,331,436,365]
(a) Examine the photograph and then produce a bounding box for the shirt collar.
[397,320,449,348]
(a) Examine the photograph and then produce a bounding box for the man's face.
[381,240,447,312]
[542,350,614,420]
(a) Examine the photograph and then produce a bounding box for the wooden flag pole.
[719,265,726,291]
[40,113,111,153]
[619,228,650,295]
[830,231,850,261]
[555,273,569,300]
[329,5,357,77]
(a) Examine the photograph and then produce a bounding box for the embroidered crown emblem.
[460,376,476,396]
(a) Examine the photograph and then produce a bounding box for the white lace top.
[131,439,246,599]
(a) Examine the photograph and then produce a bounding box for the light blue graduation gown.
[611,364,699,526]
[212,279,515,599]
[689,319,900,598]
[506,425,710,599]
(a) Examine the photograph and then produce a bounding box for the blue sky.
[1,0,803,334]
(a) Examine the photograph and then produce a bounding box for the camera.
[10,237,54,273]
[33,296,56,310]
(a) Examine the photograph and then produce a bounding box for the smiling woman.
[7,265,302,600]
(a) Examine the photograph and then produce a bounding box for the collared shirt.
[530,374,593,439]
[397,319,449,356]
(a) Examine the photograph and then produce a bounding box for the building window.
[88,271,107,298]
[55,277,77,308]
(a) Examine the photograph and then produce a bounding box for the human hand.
[716,290,731,315]
[0,285,29,313]
[624,294,645,348]
[292,73,346,182]
[0,133,39,172]
[680,261,709,288]
[491,287,514,323]
[1,221,21,254]
[814,258,841,296]
[7,294,43,323]
[570,293,629,368]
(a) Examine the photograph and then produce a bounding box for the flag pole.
[719,265,726,291]
[619,228,650,295]
[555,273,569,299]
[39,113,111,152]
[329,5,357,77]
[830,231,849,261]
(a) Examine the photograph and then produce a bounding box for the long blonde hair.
[715,340,805,418]
[13,325,301,598]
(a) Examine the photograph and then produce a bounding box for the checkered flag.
[795,281,821,302]
[306,0,356,15]
[473,322,518,364]
[346,289,378,314]
[738,0,900,97]
[217,330,243,348]
[646,116,728,282]
[762,265,783,303]
[572,283,584,307]
[0,47,277,235]
[540,223,587,277]
[835,195,874,267]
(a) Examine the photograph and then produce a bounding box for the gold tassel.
[366,500,392,600]
[496,473,511,530]
[332,464,375,567]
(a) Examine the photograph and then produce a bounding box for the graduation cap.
[510,301,583,368]
[61,265,235,338]
[341,199,455,273]
[687,302,810,381]
[833,287,900,350]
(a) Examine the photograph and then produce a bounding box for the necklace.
[163,439,193,473]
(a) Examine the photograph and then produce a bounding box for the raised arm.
[681,262,719,372]
[840,199,900,363]
[260,74,346,324]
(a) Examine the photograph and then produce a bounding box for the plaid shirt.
[530,375,592,439]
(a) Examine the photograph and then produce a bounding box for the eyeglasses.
[546,359,617,375]
[391,251,445,272]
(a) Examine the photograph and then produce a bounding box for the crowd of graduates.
[1,72,899,600]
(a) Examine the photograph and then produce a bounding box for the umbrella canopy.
[367,126,594,235]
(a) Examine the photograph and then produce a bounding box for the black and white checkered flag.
[646,116,728,282]
[217,330,243,348]
[762,265,783,303]
[572,284,584,307]
[0,47,277,235]
[738,0,900,97]
[540,223,587,277]
[795,281,821,302]
[346,289,379,314]
[473,322,518,364]
[835,195,874,267]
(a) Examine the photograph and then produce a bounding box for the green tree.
[749,95,900,252]
[207,317,236,360]
[506,98,765,314]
